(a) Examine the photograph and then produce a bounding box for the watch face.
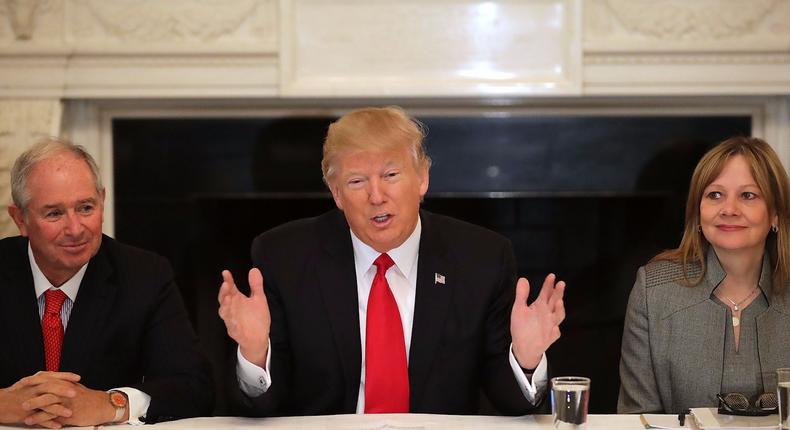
[109,391,128,408]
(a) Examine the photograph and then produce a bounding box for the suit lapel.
[408,211,454,409]
[756,254,790,391]
[0,237,46,376]
[60,238,117,376]
[315,210,362,413]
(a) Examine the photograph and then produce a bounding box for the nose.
[720,195,740,216]
[63,211,84,236]
[367,179,385,205]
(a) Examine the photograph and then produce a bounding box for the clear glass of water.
[779,368,790,430]
[551,376,590,430]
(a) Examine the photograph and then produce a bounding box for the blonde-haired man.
[219,107,565,415]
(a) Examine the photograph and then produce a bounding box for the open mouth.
[371,214,392,225]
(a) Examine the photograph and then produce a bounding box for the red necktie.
[364,253,409,413]
[42,289,67,371]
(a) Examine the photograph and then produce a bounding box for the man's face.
[329,146,428,253]
[8,152,104,286]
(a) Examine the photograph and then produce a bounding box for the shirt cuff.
[236,342,272,397]
[112,387,150,425]
[508,344,548,405]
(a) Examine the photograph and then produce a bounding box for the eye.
[45,210,63,219]
[347,178,365,189]
[77,204,94,214]
[741,191,758,200]
[384,171,399,180]
[705,191,722,200]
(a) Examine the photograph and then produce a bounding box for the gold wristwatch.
[108,390,128,423]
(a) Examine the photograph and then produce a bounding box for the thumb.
[248,268,265,297]
[515,277,530,306]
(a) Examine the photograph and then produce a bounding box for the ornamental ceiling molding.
[586,53,790,65]
[69,0,277,49]
[601,0,779,40]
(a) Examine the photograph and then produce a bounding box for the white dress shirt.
[29,244,150,425]
[237,217,548,410]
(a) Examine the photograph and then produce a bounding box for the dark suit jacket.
[233,209,539,416]
[0,235,214,423]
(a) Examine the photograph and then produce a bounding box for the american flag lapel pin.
[434,273,446,285]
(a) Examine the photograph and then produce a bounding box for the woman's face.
[699,154,776,257]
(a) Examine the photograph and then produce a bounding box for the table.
[3,414,644,430]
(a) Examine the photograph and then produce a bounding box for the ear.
[418,166,429,199]
[7,204,28,237]
[773,213,779,231]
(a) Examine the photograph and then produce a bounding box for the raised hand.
[0,371,80,429]
[218,268,271,367]
[510,274,566,369]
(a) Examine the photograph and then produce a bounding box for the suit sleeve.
[130,258,214,423]
[482,239,546,415]
[617,267,663,413]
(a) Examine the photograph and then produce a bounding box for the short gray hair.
[11,137,103,211]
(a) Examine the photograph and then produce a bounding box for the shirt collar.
[28,243,88,302]
[349,216,422,278]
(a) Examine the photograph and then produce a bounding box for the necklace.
[718,287,759,327]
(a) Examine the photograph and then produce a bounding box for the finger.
[37,418,64,430]
[218,270,239,303]
[547,280,566,309]
[24,398,73,418]
[514,277,530,306]
[553,300,566,325]
[248,268,265,298]
[23,393,70,411]
[11,372,80,390]
[537,273,556,303]
[32,381,78,400]
[24,410,59,427]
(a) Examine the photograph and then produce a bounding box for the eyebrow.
[40,197,98,209]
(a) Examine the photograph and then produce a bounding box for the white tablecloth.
[130,414,644,430]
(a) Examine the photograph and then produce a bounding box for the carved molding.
[604,0,779,39]
[0,99,62,238]
[69,0,277,50]
[586,53,790,65]
[0,0,60,43]
[585,0,790,52]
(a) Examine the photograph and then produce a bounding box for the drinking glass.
[551,376,590,430]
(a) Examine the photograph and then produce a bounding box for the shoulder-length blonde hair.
[653,136,790,292]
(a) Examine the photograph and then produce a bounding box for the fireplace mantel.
[1,0,790,236]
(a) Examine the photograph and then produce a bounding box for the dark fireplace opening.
[113,114,751,414]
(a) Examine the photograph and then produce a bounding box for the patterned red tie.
[42,289,67,371]
[364,253,409,413]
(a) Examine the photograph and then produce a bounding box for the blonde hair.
[653,136,790,292]
[321,106,432,184]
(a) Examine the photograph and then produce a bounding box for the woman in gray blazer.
[618,136,790,414]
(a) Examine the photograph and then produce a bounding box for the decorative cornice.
[69,0,277,49]
[586,53,790,65]
[602,0,780,40]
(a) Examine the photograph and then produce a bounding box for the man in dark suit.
[0,138,213,428]
[218,106,565,416]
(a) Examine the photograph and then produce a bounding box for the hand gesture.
[510,274,566,369]
[218,268,271,367]
[0,371,80,429]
